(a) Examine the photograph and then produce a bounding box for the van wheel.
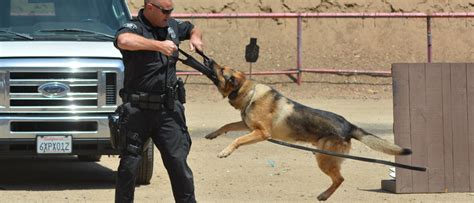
[78,155,101,162]
[136,141,154,185]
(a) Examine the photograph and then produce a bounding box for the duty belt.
[122,92,178,110]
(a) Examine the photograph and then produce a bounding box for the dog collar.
[228,89,239,100]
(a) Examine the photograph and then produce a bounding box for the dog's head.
[213,63,246,98]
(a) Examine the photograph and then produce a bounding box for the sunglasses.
[150,3,174,15]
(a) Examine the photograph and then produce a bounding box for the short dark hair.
[145,0,168,7]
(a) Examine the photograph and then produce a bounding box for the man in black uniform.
[113,0,202,202]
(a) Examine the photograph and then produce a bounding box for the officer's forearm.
[190,27,202,41]
[117,33,163,51]
[189,28,203,51]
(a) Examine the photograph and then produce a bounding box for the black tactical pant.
[115,101,195,203]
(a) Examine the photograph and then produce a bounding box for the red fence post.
[296,15,303,85]
[427,17,432,63]
[141,12,474,79]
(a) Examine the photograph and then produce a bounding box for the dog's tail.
[351,127,412,156]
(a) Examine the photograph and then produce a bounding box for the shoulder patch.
[167,27,177,39]
[123,23,137,30]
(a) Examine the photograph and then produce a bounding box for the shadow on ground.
[0,156,116,191]
[358,188,394,194]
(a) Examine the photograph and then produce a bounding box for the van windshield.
[0,0,131,41]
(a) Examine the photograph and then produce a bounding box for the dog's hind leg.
[205,121,249,140]
[315,154,344,201]
[217,129,269,158]
[314,139,351,201]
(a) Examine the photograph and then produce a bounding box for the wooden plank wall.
[392,63,474,193]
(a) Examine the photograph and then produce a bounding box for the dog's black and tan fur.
[205,63,411,201]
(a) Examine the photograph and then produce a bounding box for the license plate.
[37,135,72,154]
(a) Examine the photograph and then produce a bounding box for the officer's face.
[146,0,173,27]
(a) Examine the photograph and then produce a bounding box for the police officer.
[113,0,202,202]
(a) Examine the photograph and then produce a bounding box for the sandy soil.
[1,81,474,202]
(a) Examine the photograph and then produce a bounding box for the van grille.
[0,58,123,113]
[11,121,98,132]
[10,100,98,106]
[105,73,117,105]
[10,86,98,93]
[9,71,117,109]
[8,71,104,108]
[10,72,97,80]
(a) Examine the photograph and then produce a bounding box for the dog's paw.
[205,132,221,140]
[217,152,230,158]
[317,193,329,201]
[217,148,233,158]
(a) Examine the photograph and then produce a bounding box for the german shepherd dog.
[204,63,412,201]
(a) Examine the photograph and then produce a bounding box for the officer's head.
[144,0,174,28]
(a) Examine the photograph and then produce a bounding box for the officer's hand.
[189,37,203,52]
[159,40,177,56]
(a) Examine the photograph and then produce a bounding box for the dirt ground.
[1,79,474,202]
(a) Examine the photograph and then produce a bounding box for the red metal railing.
[133,12,474,84]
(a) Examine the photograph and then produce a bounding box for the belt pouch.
[165,86,175,110]
[177,78,186,104]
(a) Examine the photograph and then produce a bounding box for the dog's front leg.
[205,121,248,139]
[218,129,268,158]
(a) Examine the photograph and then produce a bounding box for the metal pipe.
[243,70,298,75]
[249,63,253,79]
[177,70,298,76]
[296,16,302,85]
[176,71,204,75]
[171,12,430,18]
[132,12,474,18]
[429,12,474,18]
[136,12,474,82]
[177,69,390,77]
[427,17,432,63]
[301,68,392,77]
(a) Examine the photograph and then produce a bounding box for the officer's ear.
[144,2,154,11]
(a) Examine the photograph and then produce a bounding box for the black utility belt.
[123,92,179,110]
[121,78,186,110]
[124,92,172,103]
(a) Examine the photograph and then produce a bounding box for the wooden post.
[385,63,474,193]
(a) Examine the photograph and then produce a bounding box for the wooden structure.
[382,63,474,193]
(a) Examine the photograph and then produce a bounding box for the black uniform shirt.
[114,9,194,93]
